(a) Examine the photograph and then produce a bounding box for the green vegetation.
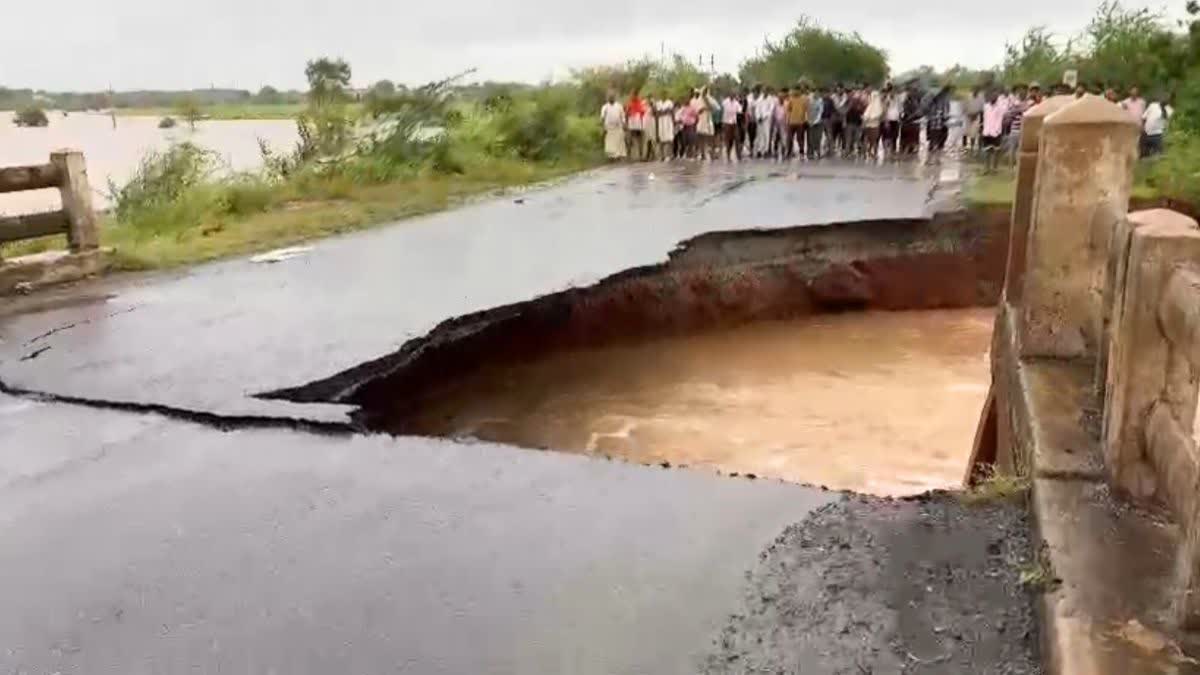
[175,97,202,129]
[740,16,889,86]
[960,467,1031,505]
[1145,131,1200,206]
[4,61,602,270]
[965,166,1160,207]
[115,103,308,120]
[1018,545,1061,591]
[12,106,48,127]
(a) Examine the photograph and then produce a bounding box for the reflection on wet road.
[403,309,994,496]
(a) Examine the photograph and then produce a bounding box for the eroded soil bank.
[701,492,1040,674]
[265,209,1009,491]
[399,309,994,495]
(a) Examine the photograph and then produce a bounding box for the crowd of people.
[599,79,1174,169]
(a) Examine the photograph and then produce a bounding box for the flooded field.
[0,111,297,215]
[400,308,994,496]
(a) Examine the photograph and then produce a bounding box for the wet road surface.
[0,160,1022,675]
[0,393,836,675]
[0,161,938,420]
[399,309,994,496]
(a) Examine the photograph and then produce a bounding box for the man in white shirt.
[721,93,744,160]
[600,95,627,160]
[754,87,778,158]
[1142,95,1168,157]
[746,86,762,156]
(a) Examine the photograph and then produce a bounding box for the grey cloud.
[2,0,1179,91]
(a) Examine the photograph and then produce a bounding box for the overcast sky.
[3,0,1185,91]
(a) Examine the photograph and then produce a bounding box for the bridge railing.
[985,92,1200,630]
[1105,229,1200,626]
[0,150,99,256]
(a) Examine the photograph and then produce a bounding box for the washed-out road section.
[0,161,937,421]
[0,160,1033,675]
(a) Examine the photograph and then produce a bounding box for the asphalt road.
[0,160,986,674]
[0,393,838,675]
[0,161,938,421]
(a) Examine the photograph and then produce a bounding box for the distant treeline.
[0,86,306,111]
[0,81,542,112]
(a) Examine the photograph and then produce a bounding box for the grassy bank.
[5,85,603,271]
[964,165,1161,207]
[3,158,592,270]
[114,103,310,120]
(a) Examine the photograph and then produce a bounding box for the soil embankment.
[266,209,1012,435]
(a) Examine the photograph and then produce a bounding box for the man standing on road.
[787,84,810,160]
[821,87,838,157]
[863,85,884,159]
[844,87,866,158]
[981,89,1007,174]
[964,87,985,153]
[898,81,924,156]
[807,87,826,159]
[601,95,627,160]
[721,91,743,161]
[754,86,778,158]
[625,90,648,161]
[925,84,952,157]
[831,85,849,156]
[882,82,901,159]
[746,85,762,156]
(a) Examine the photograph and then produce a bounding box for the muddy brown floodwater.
[401,308,994,496]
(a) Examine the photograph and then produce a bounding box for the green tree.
[572,59,654,114]
[13,106,48,127]
[255,85,283,104]
[370,79,396,98]
[175,96,202,130]
[738,17,888,87]
[1080,1,1181,89]
[647,55,710,98]
[1001,26,1076,86]
[305,57,352,107]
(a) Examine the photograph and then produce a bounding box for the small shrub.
[158,116,178,129]
[1147,131,1200,207]
[13,107,49,127]
[429,139,466,174]
[219,176,277,216]
[108,143,221,235]
[959,466,1031,505]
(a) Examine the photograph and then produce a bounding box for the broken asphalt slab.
[0,394,838,675]
[0,161,937,422]
[1,394,1039,674]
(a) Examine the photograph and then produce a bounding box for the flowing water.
[403,309,994,496]
[0,112,298,215]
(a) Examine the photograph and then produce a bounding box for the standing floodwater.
[0,112,297,215]
[402,309,993,496]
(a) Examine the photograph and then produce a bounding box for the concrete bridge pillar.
[1019,96,1139,362]
[1004,95,1075,306]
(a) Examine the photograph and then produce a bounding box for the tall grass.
[94,87,602,268]
[1146,131,1200,207]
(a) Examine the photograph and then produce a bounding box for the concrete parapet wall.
[1021,96,1140,361]
[985,93,1200,643]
